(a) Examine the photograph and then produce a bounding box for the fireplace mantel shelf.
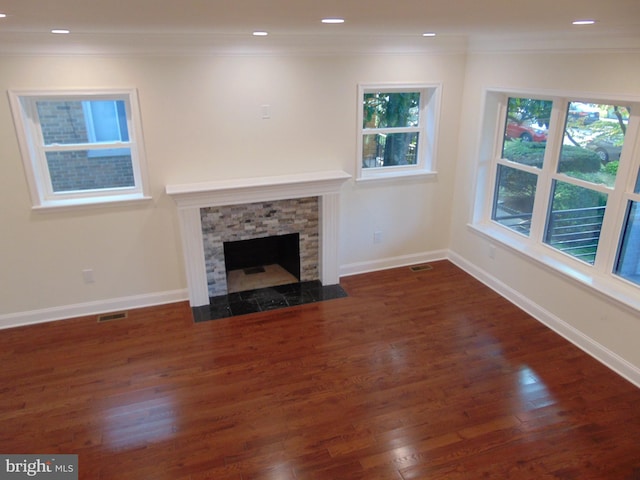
[166,170,351,209]
[166,170,351,307]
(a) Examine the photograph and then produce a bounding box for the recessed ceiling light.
[0,13,7,18]
[322,18,345,24]
[422,32,436,37]
[253,31,269,36]
[51,29,70,34]
[572,20,596,25]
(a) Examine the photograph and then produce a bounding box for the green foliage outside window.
[362,92,420,167]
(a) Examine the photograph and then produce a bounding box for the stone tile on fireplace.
[191,280,348,323]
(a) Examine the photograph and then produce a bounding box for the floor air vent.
[97,312,128,323]
[410,264,433,272]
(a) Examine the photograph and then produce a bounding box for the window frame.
[356,83,441,182]
[8,88,151,210]
[472,88,640,312]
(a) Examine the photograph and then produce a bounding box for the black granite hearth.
[192,280,347,322]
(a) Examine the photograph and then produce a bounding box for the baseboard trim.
[339,250,449,278]
[3,251,639,389]
[0,289,189,330]
[448,251,640,389]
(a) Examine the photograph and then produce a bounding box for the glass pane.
[46,149,134,192]
[491,164,537,236]
[363,92,420,129]
[614,201,640,286]
[502,97,551,167]
[37,100,128,145]
[544,180,608,265]
[634,167,640,194]
[362,132,418,168]
[561,102,629,188]
[86,100,129,142]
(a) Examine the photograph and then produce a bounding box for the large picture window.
[357,84,440,181]
[9,89,150,210]
[476,90,640,307]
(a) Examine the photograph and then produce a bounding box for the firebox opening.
[223,233,301,294]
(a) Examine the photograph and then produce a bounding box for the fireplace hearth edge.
[192,280,347,322]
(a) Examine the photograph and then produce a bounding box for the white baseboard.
[448,251,640,389]
[339,250,449,278]
[3,251,639,389]
[0,289,189,330]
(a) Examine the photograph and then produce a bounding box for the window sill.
[468,222,640,315]
[32,194,152,212]
[356,170,437,184]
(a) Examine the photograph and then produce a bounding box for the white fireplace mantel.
[166,170,351,307]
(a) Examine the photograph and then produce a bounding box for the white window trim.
[470,87,640,313]
[8,88,151,210]
[356,83,441,182]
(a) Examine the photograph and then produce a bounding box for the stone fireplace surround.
[201,197,318,297]
[166,171,351,307]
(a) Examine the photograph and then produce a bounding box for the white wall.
[0,51,465,323]
[450,51,640,382]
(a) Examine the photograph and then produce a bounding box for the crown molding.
[468,31,640,54]
[1,30,637,57]
[0,32,468,57]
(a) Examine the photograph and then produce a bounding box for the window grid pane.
[46,149,134,193]
[614,201,640,286]
[560,102,629,188]
[544,180,608,265]
[502,97,551,167]
[362,132,418,168]
[491,164,537,236]
[37,100,130,146]
[363,92,420,129]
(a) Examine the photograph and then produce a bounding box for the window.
[8,89,150,209]
[357,83,440,181]
[475,90,640,308]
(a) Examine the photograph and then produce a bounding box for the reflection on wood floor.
[1,260,639,479]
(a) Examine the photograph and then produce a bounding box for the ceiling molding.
[0,32,469,57]
[1,31,638,57]
[468,32,640,55]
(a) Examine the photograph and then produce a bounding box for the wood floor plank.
[1,260,639,479]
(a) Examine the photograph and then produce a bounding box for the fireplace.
[200,196,319,297]
[224,233,300,293]
[166,170,351,307]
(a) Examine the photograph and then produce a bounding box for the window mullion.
[363,127,421,135]
[483,98,507,224]
[42,142,131,152]
[529,100,565,243]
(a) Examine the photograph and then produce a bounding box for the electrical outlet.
[373,231,383,244]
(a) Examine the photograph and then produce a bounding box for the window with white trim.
[8,89,150,209]
[357,83,440,181]
[474,90,640,307]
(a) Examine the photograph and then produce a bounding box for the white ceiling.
[1,0,639,54]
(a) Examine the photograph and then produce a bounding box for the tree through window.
[357,84,440,181]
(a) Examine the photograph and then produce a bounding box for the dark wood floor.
[1,261,639,479]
